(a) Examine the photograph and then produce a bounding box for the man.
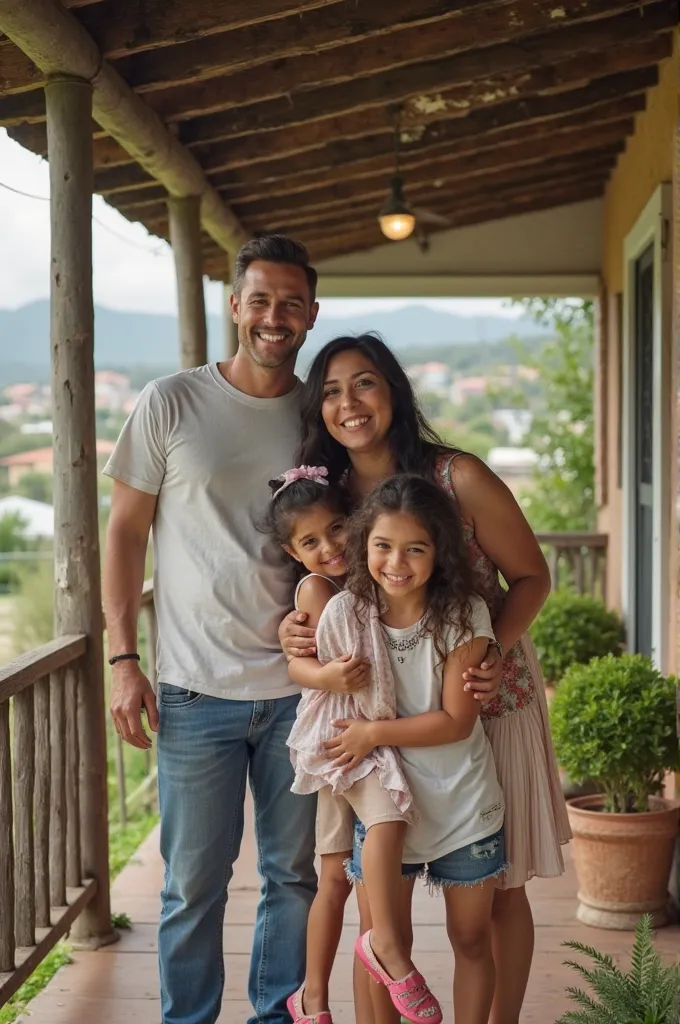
[103,235,322,1024]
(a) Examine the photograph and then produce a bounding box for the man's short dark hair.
[233,235,318,302]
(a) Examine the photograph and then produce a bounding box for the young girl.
[265,466,441,1024]
[289,473,507,1024]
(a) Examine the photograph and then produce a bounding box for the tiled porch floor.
[18,797,680,1024]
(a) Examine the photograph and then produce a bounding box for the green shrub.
[555,913,680,1023]
[531,590,624,684]
[0,565,20,592]
[550,654,679,813]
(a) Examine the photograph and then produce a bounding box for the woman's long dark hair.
[297,334,452,484]
[346,473,475,664]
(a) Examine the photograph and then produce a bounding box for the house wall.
[598,34,678,674]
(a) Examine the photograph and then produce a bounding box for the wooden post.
[45,75,113,943]
[223,282,239,359]
[168,196,208,368]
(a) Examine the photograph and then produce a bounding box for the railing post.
[169,195,208,368]
[45,74,113,944]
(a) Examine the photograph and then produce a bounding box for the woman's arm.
[450,455,551,651]
[325,636,488,767]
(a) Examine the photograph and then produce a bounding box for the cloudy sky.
[0,129,518,321]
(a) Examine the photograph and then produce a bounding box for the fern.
[555,915,680,1024]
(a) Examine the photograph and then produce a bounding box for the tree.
[0,511,29,553]
[510,298,595,532]
[16,471,52,504]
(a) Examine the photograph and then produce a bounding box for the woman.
[281,334,571,1024]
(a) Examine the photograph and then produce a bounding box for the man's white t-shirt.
[103,363,301,701]
[382,595,505,863]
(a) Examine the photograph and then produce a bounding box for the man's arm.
[103,479,158,750]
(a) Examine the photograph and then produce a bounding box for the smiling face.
[367,511,436,601]
[231,260,319,369]
[283,501,349,577]
[321,349,394,455]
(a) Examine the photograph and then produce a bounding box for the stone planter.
[567,794,680,930]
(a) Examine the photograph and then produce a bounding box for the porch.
[0,0,679,1019]
[13,799,680,1024]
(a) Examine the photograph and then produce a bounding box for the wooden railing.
[536,532,609,600]
[0,581,158,1008]
[0,634,96,1005]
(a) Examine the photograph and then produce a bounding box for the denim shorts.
[347,819,507,890]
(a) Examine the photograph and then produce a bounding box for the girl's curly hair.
[345,474,476,664]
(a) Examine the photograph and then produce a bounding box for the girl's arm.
[450,454,551,652]
[287,575,369,693]
[325,635,489,766]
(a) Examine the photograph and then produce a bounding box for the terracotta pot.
[567,794,680,930]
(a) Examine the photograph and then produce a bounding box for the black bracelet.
[109,653,141,666]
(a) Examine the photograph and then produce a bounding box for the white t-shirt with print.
[103,363,301,701]
[382,594,504,863]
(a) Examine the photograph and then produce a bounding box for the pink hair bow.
[272,465,329,499]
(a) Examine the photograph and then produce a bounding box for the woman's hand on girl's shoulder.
[279,610,317,658]
[463,643,503,702]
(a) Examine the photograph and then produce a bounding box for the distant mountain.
[0,299,549,384]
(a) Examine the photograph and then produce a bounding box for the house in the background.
[94,370,139,413]
[0,440,115,487]
[408,361,451,396]
[0,495,53,541]
[487,446,539,496]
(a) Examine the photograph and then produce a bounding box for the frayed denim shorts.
[347,819,507,891]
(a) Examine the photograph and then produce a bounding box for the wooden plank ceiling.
[0,0,677,279]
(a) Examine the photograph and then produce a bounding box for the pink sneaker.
[354,931,442,1024]
[286,984,333,1024]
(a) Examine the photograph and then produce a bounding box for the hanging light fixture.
[378,110,415,241]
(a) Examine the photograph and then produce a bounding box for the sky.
[0,129,519,321]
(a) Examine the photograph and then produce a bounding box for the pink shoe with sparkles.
[354,930,442,1023]
[286,984,333,1024]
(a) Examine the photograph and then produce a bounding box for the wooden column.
[45,75,113,943]
[168,196,208,368]
[223,282,239,359]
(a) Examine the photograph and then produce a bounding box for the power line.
[0,178,168,256]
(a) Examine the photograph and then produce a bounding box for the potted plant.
[555,913,680,1023]
[530,589,625,690]
[550,653,680,930]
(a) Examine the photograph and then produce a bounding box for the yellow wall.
[598,34,678,621]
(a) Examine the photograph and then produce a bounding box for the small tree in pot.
[550,654,680,930]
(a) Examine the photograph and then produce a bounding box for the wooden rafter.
[123,0,669,124]
[0,0,247,255]
[247,150,621,235]
[90,66,654,197]
[218,120,632,222]
[178,9,674,144]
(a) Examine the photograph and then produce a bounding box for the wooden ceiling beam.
[179,8,674,144]
[250,150,620,236]
[112,0,491,94]
[0,0,247,254]
[226,120,631,220]
[305,182,606,262]
[211,98,642,203]
[126,0,662,124]
[6,35,665,168]
[74,0,345,59]
[92,64,655,196]
[0,0,346,94]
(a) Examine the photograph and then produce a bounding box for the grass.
[0,808,159,1024]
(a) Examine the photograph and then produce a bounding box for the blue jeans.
[157,685,317,1024]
